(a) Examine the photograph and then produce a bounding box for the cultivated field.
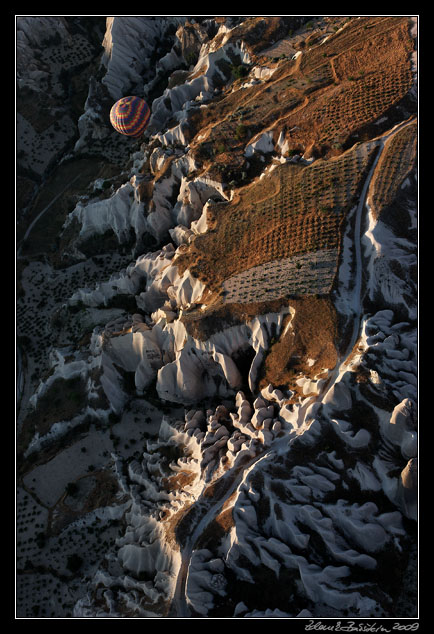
[176,140,378,299]
[369,120,417,219]
[286,17,414,153]
[222,248,338,303]
[174,16,415,388]
[187,16,414,185]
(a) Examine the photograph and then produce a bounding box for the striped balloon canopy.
[109,96,151,138]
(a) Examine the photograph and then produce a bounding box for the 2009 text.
[305,621,419,633]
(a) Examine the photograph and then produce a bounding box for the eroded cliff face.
[16,16,417,619]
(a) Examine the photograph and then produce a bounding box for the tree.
[231,64,248,80]
[66,554,83,574]
[235,124,247,140]
[66,482,79,496]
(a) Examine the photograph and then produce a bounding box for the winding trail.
[330,117,415,370]
[293,116,416,424]
[167,116,416,618]
[168,454,269,617]
[17,174,81,258]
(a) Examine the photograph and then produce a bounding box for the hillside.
[16,16,418,620]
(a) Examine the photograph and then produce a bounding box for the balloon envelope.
[110,96,151,138]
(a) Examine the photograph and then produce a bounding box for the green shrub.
[66,482,79,496]
[66,554,83,573]
[231,64,249,79]
[235,123,247,140]
[185,51,198,67]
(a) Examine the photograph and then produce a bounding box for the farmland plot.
[369,121,417,219]
[187,16,414,184]
[177,138,378,299]
[222,248,338,303]
[284,17,414,154]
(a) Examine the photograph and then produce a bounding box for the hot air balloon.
[110,96,151,138]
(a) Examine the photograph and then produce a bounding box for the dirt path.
[168,452,275,618]
[294,116,416,419]
[17,174,82,257]
[16,157,114,256]
[198,57,308,151]
[299,123,414,421]
[341,117,416,355]
[167,116,417,619]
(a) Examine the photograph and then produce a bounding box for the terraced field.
[222,248,338,303]
[175,15,416,351]
[188,16,414,179]
[177,140,379,299]
[369,120,417,219]
[286,17,415,153]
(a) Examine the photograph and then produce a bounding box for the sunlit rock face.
[101,17,186,101]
